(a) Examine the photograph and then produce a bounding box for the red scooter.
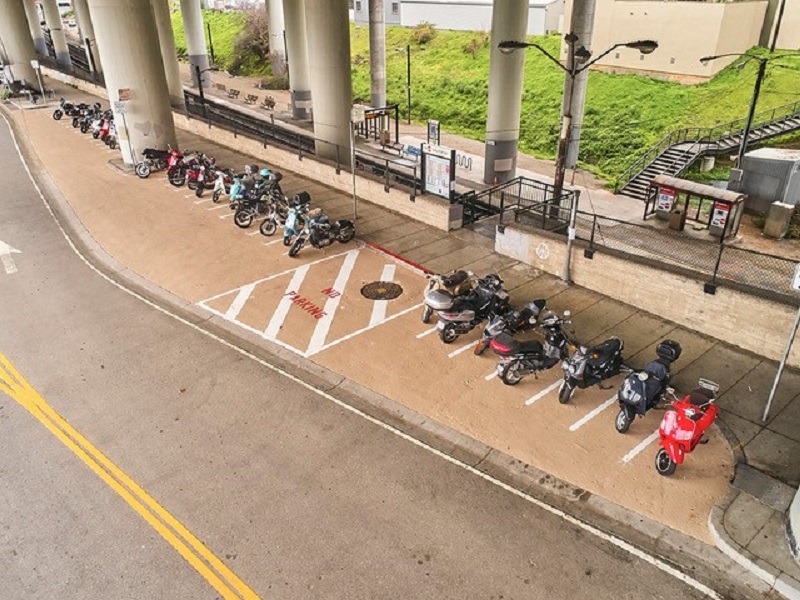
[654,379,720,476]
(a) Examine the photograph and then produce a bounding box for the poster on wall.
[421,143,456,201]
[710,202,730,229]
[657,186,677,212]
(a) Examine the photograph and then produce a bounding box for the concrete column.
[305,0,353,161]
[368,0,385,108]
[72,0,102,74]
[563,0,596,169]
[483,0,529,184]
[283,0,311,120]
[22,0,47,57]
[0,0,39,84]
[86,0,177,165]
[151,0,185,108]
[180,0,210,87]
[41,0,72,69]
[266,0,286,75]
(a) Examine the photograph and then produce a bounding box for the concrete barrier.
[790,489,800,563]
[496,223,800,367]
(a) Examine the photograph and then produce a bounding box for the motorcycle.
[655,379,719,476]
[211,168,235,203]
[558,336,626,404]
[490,310,573,385]
[53,98,86,121]
[433,274,509,344]
[105,121,117,149]
[288,208,355,257]
[258,193,292,236]
[421,270,478,324]
[136,147,178,179]
[192,157,219,197]
[283,192,311,246]
[615,339,682,433]
[167,151,201,187]
[474,299,547,356]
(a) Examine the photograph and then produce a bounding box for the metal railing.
[615,98,800,192]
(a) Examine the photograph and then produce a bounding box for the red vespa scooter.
[654,379,720,476]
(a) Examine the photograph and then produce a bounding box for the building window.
[356,1,362,12]
[670,57,676,64]
[392,2,399,14]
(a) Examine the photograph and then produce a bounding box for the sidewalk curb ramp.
[0,102,776,600]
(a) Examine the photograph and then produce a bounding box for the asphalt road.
[0,112,711,600]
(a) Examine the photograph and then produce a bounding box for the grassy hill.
[174,12,800,183]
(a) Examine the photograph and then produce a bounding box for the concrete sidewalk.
[7,76,800,599]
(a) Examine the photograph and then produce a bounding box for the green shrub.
[258,74,289,90]
[463,32,489,58]
[411,22,437,44]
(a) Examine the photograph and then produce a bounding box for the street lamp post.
[195,64,217,120]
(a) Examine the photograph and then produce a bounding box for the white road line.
[621,429,660,464]
[247,230,261,236]
[194,198,212,204]
[172,187,185,193]
[218,213,234,220]
[368,264,396,327]
[184,194,196,199]
[206,204,228,211]
[524,380,562,406]
[305,250,360,355]
[569,395,618,432]
[309,303,424,357]
[448,340,475,359]
[263,239,283,246]
[416,326,437,339]
[3,112,722,600]
[485,369,498,381]
[224,283,256,321]
[264,264,310,340]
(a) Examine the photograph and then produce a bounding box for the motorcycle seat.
[587,337,623,367]
[442,271,469,287]
[493,333,543,356]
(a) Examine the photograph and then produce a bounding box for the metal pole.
[763,304,800,422]
[350,121,358,220]
[206,22,215,64]
[553,37,576,208]
[196,64,207,120]
[770,0,787,53]
[34,65,46,105]
[121,111,135,166]
[562,190,580,282]
[736,58,767,169]
[406,45,411,124]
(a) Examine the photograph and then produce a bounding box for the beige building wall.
[564,0,768,80]
[769,0,800,49]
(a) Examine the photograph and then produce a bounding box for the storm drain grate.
[361,281,403,300]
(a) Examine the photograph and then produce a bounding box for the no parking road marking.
[0,240,21,275]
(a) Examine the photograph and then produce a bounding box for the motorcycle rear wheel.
[212,189,222,204]
[558,380,576,404]
[260,219,277,237]
[195,185,203,198]
[439,323,459,344]
[288,238,304,257]
[337,227,356,243]
[654,448,677,476]
[168,171,186,187]
[615,409,632,434]
[109,139,116,150]
[135,163,151,179]
[421,306,433,324]
[234,210,253,229]
[500,362,523,386]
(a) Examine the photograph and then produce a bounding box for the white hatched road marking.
[305,250,360,355]
[224,283,256,321]
[194,198,212,204]
[621,429,660,464]
[524,380,562,406]
[368,264,396,327]
[416,326,437,339]
[448,340,475,359]
[569,395,618,432]
[264,239,283,247]
[264,265,310,340]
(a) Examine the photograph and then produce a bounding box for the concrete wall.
[790,488,800,563]
[570,0,768,79]
[495,223,800,366]
[762,0,800,50]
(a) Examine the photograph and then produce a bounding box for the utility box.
[764,202,795,239]
[739,148,800,213]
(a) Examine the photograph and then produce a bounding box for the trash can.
[668,209,687,231]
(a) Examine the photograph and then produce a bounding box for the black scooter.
[558,337,626,404]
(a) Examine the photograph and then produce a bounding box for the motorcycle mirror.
[637,372,649,381]
[666,386,675,395]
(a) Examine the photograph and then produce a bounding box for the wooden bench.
[244,94,258,105]
[260,95,276,110]
[213,83,227,93]
[227,89,240,100]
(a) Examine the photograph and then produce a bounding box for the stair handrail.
[615,98,800,193]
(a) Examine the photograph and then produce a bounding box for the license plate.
[436,320,445,330]
[496,364,504,375]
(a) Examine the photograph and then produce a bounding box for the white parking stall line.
[206,204,228,211]
[485,369,498,381]
[194,198,212,204]
[368,264,396,327]
[621,429,660,464]
[247,230,261,236]
[184,194,196,199]
[524,380,562,406]
[172,187,185,193]
[569,395,618,432]
[416,326,437,339]
[218,213,234,220]
[305,250,360,356]
[224,283,256,321]
[263,239,283,246]
[264,264,311,340]
[448,341,475,359]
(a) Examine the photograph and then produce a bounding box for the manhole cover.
[361,281,403,300]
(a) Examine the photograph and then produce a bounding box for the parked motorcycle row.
[52,97,118,149]
[421,269,721,477]
[51,103,356,258]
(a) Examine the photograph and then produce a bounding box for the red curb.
[362,240,433,275]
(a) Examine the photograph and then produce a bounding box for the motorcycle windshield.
[286,212,297,229]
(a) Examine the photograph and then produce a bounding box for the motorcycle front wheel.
[168,171,186,187]
[288,238,304,257]
[53,109,63,120]
[187,180,198,190]
[337,227,356,243]
[439,323,459,344]
[80,123,89,134]
[212,189,222,204]
[654,448,677,476]
[500,362,523,386]
[195,185,203,198]
[135,163,151,179]
[421,306,433,324]
[234,210,253,229]
[109,139,116,150]
[558,380,576,404]
[260,219,277,237]
[615,409,632,434]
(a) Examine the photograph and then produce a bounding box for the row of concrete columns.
[2,0,559,183]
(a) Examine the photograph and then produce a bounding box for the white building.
[352,0,564,36]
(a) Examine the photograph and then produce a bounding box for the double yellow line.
[0,352,260,600]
